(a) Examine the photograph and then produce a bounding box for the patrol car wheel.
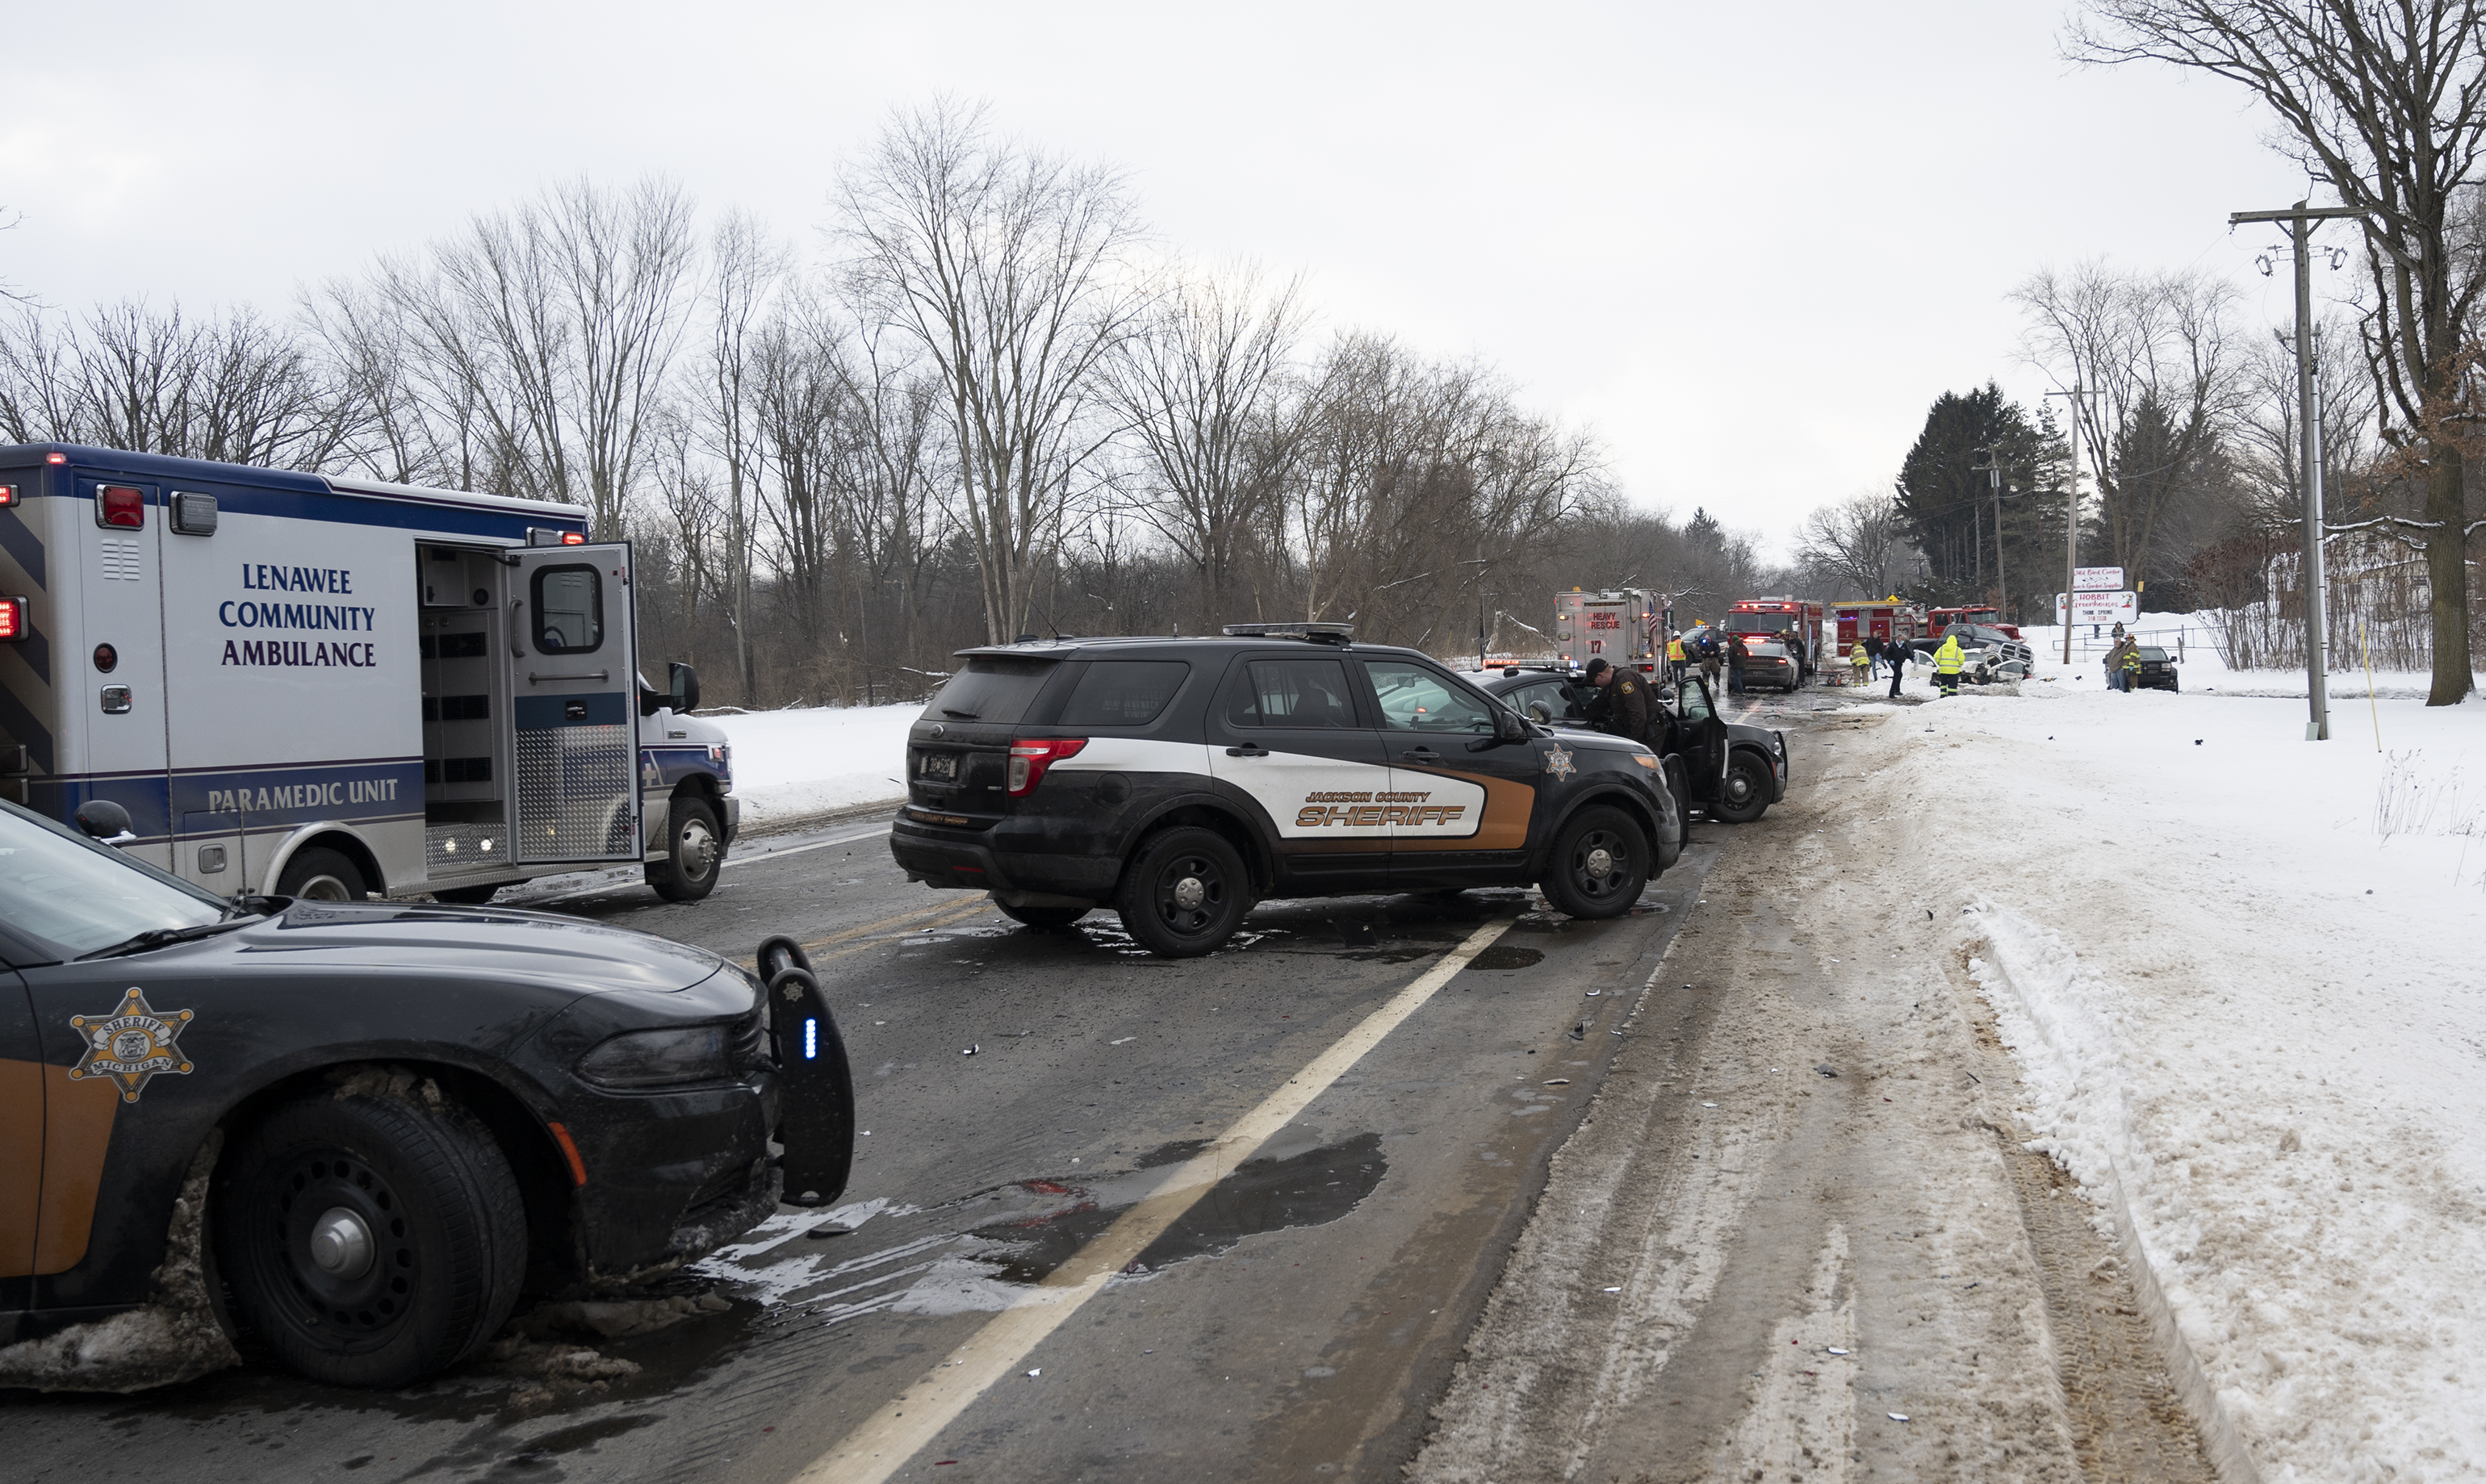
[1115,826,1249,958]
[215,1090,525,1388]
[277,847,368,901]
[1718,753,1772,824]
[1542,806,1648,919]
[647,796,723,903]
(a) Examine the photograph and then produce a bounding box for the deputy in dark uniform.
[1583,658,1659,749]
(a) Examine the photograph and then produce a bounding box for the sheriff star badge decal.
[69,988,195,1103]
[1542,742,1576,780]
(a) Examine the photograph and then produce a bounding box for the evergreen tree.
[1894,382,2065,624]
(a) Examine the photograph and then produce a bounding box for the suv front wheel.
[1116,826,1250,958]
[1541,805,1650,919]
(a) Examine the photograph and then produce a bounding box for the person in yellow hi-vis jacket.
[1848,641,1869,687]
[1666,630,1687,685]
[1934,633,1965,696]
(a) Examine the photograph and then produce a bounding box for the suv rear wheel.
[1541,805,1649,919]
[1115,826,1250,957]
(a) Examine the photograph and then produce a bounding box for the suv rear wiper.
[940,708,981,719]
[75,914,260,961]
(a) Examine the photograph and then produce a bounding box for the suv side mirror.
[1526,700,1554,726]
[669,661,701,714]
[74,797,135,844]
[1496,707,1531,743]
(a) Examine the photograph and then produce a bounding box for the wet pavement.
[3,781,1736,1481]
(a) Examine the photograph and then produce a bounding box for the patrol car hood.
[155,901,728,994]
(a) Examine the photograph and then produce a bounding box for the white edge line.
[720,824,893,868]
[792,913,1520,1484]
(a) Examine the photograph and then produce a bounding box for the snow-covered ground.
[1879,631,2486,1482]
[705,703,918,825]
[2018,614,2484,700]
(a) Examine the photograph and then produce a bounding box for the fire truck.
[1553,589,1664,672]
[1927,604,2021,642]
[1724,597,1824,681]
[1829,599,1923,654]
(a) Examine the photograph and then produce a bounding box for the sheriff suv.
[888,625,1683,956]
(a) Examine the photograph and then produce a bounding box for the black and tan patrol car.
[887,625,1683,955]
[0,795,852,1390]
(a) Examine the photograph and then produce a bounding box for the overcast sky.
[3,1,2335,558]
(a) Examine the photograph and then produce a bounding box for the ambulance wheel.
[430,884,499,905]
[647,796,723,903]
[214,1089,525,1388]
[278,847,369,902]
[1542,806,1648,919]
[1718,753,1772,824]
[998,901,1091,929]
[1115,826,1249,958]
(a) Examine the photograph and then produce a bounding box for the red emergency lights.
[562,531,585,545]
[0,596,27,642]
[0,483,15,508]
[96,485,144,529]
[44,452,66,465]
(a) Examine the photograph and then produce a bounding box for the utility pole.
[2231,200,2358,741]
[2041,388,2094,665]
[1970,446,2007,619]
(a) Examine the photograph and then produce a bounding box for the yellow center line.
[791,913,1519,1484]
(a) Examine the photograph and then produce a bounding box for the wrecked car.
[0,796,852,1390]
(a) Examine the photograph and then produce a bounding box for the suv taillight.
[1007,738,1088,796]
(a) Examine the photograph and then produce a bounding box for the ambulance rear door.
[77,477,169,871]
[507,543,641,864]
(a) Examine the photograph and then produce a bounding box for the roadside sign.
[2056,590,2138,625]
[2072,566,2125,592]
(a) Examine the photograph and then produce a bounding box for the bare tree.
[1796,491,1915,598]
[370,178,697,535]
[837,100,1147,643]
[1107,262,1307,629]
[699,212,786,704]
[2070,0,2486,700]
[2013,261,2241,585]
[0,299,344,468]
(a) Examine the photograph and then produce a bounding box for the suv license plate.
[920,753,957,781]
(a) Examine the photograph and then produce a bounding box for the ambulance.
[0,444,736,905]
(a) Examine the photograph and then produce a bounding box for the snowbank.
[705,703,918,824]
[1881,654,2486,1481]
[2016,616,2485,700]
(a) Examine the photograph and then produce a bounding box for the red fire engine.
[1926,604,2022,642]
[1724,597,1825,680]
[1829,599,1923,652]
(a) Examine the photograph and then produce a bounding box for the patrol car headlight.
[1630,755,1661,770]
[576,1025,733,1088]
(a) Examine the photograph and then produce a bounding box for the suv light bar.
[1221,622,1354,644]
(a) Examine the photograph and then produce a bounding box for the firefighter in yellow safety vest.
[1666,631,1687,684]
[1933,633,1965,696]
[1848,642,1869,687]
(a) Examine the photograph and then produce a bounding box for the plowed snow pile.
[1885,664,2486,1482]
[706,703,915,822]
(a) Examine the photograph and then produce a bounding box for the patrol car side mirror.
[1526,700,1554,726]
[1494,708,1530,743]
[669,662,701,714]
[74,798,134,844]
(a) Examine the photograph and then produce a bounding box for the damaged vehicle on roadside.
[0,796,852,1390]
[1470,665,1788,827]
